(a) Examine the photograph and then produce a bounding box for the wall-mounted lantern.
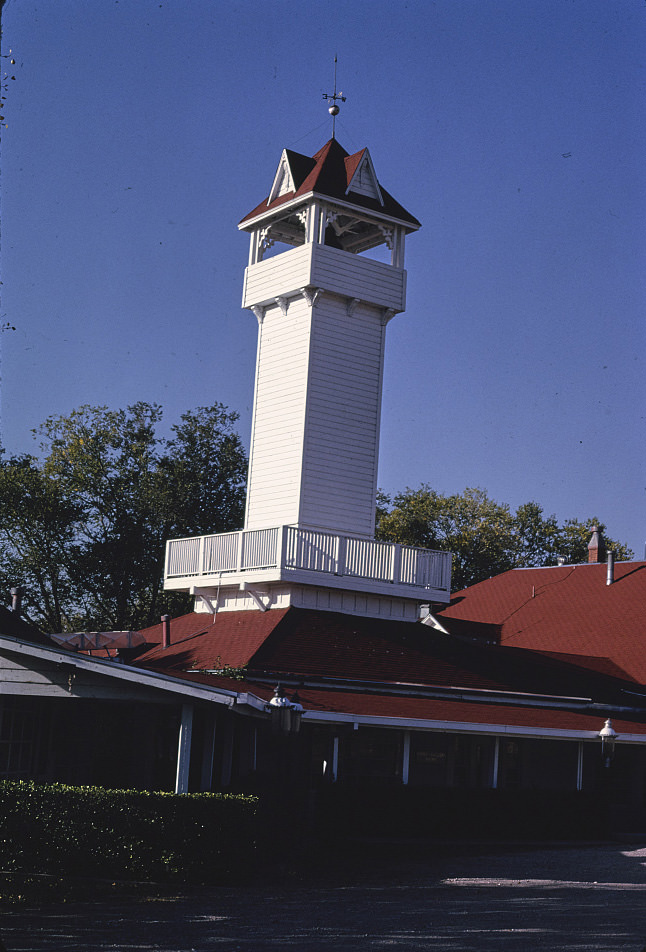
[598,718,618,768]
[267,685,304,735]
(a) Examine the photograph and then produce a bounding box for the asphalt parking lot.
[3,843,646,951]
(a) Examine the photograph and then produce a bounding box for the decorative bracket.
[251,305,265,325]
[378,224,394,250]
[381,308,397,325]
[275,296,289,316]
[260,227,274,253]
[301,286,321,308]
[239,582,269,612]
[198,592,218,615]
[346,298,361,318]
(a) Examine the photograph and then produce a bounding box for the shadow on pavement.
[3,843,646,951]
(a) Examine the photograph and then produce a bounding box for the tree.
[376,485,634,592]
[0,455,82,632]
[0,402,247,632]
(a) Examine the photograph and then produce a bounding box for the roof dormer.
[267,149,297,204]
[345,148,383,205]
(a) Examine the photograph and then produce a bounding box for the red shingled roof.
[240,684,646,736]
[136,606,508,688]
[136,606,639,705]
[136,609,289,673]
[132,605,646,735]
[437,562,646,683]
[239,138,421,228]
[247,607,508,690]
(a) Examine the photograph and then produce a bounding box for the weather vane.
[322,55,346,138]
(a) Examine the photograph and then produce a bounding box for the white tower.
[240,138,419,540]
[164,138,451,619]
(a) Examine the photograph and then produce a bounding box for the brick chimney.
[588,525,605,563]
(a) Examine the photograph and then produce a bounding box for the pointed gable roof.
[240,138,420,229]
[267,148,316,204]
[344,148,383,204]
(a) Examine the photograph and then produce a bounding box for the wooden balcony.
[164,525,452,603]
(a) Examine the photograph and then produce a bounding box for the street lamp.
[268,685,304,735]
[599,718,618,768]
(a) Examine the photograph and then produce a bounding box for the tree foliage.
[0,403,247,632]
[376,486,633,592]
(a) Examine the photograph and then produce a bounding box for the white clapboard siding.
[310,245,405,311]
[245,286,387,538]
[299,297,385,538]
[243,243,406,312]
[0,652,165,701]
[244,296,312,530]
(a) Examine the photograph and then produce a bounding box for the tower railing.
[165,525,451,594]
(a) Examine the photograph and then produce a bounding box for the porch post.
[175,703,194,794]
[331,735,339,783]
[402,731,411,785]
[492,736,500,789]
[220,713,234,788]
[200,712,217,792]
[576,741,584,791]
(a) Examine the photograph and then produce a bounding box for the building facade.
[2,136,645,837]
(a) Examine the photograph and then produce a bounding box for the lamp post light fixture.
[268,684,304,735]
[599,718,618,768]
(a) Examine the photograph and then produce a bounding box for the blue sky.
[1,0,644,556]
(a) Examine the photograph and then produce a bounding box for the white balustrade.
[165,525,451,593]
[204,531,239,574]
[242,527,280,570]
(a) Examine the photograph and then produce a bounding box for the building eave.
[300,709,646,744]
[0,635,237,707]
[238,190,421,234]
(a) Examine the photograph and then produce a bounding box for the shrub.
[0,780,258,886]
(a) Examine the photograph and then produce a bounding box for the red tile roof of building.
[234,680,646,736]
[272,685,646,734]
[132,607,646,736]
[436,561,646,683]
[247,607,508,690]
[239,138,421,228]
[135,606,639,707]
[136,609,289,673]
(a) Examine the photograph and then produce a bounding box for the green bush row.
[0,780,259,884]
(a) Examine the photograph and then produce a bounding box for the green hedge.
[0,780,258,885]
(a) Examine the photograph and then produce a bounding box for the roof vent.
[161,614,171,649]
[606,550,614,586]
[10,587,23,614]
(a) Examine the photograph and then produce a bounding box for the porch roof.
[238,679,646,741]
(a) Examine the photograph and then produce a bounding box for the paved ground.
[3,842,646,951]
